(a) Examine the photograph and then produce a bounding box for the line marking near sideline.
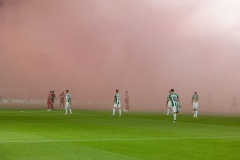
[1,136,240,143]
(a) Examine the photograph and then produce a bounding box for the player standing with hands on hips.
[192,91,199,117]
[167,89,181,122]
[111,89,121,117]
[65,90,72,115]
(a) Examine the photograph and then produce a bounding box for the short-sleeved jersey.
[66,93,71,103]
[59,93,65,102]
[114,93,121,104]
[192,94,199,100]
[168,93,179,106]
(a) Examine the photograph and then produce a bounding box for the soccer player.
[47,91,52,111]
[111,89,121,117]
[192,91,199,117]
[50,91,57,110]
[124,91,129,112]
[65,90,72,115]
[59,92,65,110]
[231,94,237,111]
[166,90,172,115]
[166,89,181,122]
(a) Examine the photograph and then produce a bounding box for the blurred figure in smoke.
[50,91,57,110]
[47,91,52,111]
[111,89,121,117]
[166,90,172,115]
[59,92,65,110]
[166,89,181,123]
[124,91,129,112]
[231,94,237,111]
[192,91,199,117]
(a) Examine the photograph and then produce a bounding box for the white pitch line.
[0,136,240,143]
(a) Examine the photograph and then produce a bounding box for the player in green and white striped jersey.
[65,90,72,115]
[166,89,181,122]
[192,91,199,117]
[111,89,121,117]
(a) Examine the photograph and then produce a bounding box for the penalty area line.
[0,136,240,143]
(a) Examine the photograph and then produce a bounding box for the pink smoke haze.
[1,0,240,114]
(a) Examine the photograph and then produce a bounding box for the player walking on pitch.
[192,91,199,117]
[111,89,121,117]
[50,91,57,110]
[166,89,181,122]
[59,92,65,110]
[65,90,72,115]
[47,91,52,111]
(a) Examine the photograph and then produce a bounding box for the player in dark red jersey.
[59,92,65,110]
[47,91,52,111]
[50,91,57,110]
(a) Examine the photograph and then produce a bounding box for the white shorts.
[172,105,180,113]
[193,102,198,109]
[113,103,121,108]
[65,102,71,109]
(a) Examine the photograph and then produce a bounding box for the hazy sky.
[1,0,240,113]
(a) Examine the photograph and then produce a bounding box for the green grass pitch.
[0,109,240,160]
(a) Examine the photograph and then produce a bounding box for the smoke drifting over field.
[1,0,240,113]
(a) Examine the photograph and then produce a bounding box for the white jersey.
[114,93,121,104]
[66,93,71,103]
